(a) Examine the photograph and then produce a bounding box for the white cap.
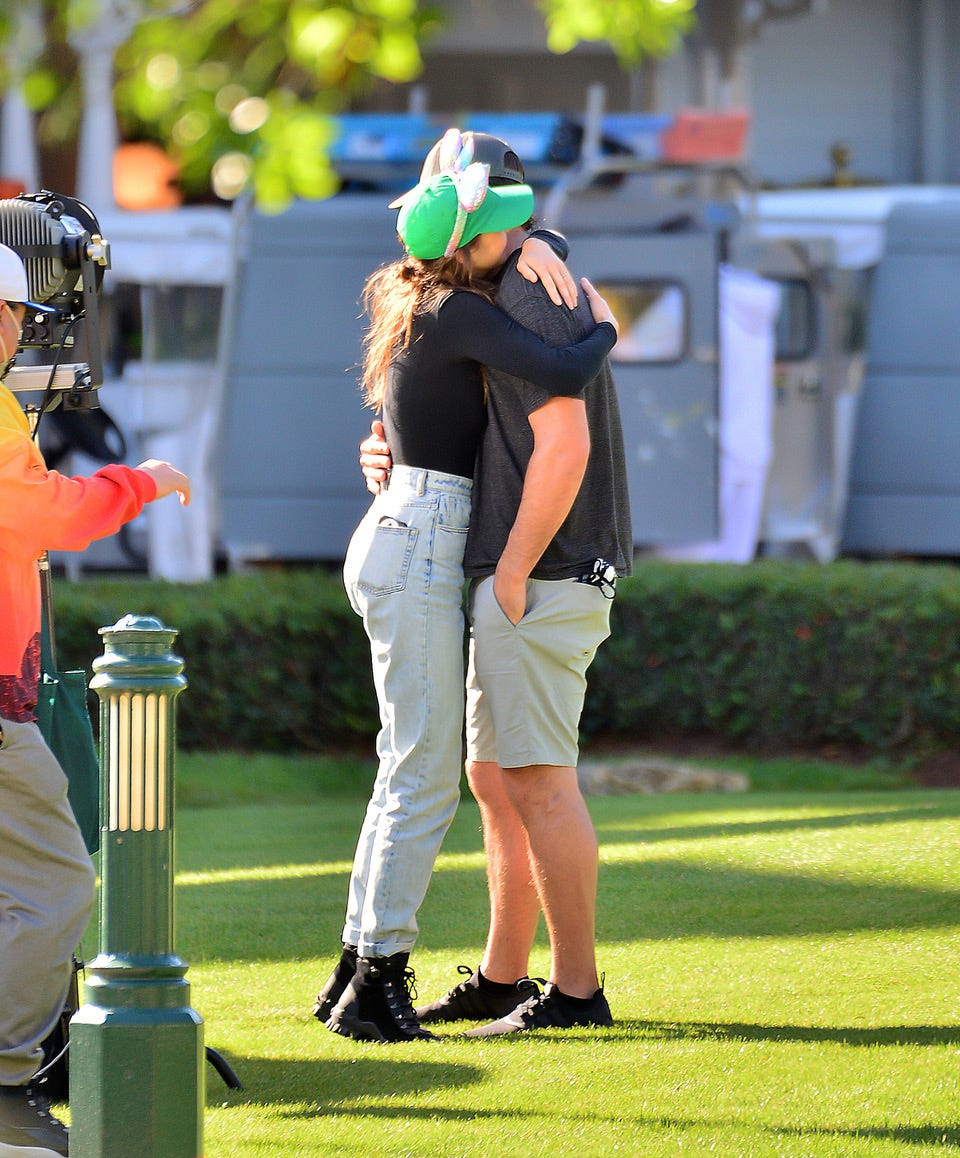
[0,243,51,311]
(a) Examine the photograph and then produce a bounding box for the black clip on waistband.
[576,558,617,599]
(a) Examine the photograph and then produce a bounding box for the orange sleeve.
[0,432,157,558]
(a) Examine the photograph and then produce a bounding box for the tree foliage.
[2,0,433,210]
[536,0,696,69]
[536,1,824,80]
[116,0,432,208]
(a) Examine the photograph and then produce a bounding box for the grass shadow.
[174,856,960,962]
[592,858,960,941]
[594,797,960,848]
[611,1019,960,1048]
[776,1123,960,1148]
[207,1053,485,1111]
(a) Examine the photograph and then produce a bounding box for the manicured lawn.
[75,753,960,1156]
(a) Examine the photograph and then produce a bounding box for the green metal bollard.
[70,615,204,1158]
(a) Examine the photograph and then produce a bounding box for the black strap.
[39,554,56,673]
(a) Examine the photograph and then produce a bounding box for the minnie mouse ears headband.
[387,129,525,209]
[396,128,534,260]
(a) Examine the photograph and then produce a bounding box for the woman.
[317,133,618,1043]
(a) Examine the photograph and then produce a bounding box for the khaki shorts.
[465,575,612,769]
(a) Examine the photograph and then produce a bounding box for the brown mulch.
[582,732,960,789]
[581,731,873,766]
[910,750,960,788]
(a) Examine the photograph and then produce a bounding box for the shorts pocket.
[474,575,524,630]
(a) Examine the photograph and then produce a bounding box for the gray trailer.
[59,122,960,576]
[842,201,960,555]
[214,155,864,567]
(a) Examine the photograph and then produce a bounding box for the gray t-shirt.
[463,252,633,580]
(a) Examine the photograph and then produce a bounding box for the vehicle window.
[595,280,686,364]
[773,277,815,361]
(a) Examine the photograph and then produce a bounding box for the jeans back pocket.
[352,521,419,598]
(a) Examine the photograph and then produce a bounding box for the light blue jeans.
[341,465,472,957]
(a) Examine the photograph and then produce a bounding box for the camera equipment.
[0,190,110,405]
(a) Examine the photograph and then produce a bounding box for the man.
[0,243,190,1156]
[359,134,632,1034]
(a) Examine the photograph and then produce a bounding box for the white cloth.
[658,265,781,563]
[718,264,781,469]
[123,361,218,582]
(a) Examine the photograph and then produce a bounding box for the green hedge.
[49,560,960,753]
[586,559,960,751]
[50,569,373,752]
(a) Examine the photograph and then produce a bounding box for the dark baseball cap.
[388,130,525,209]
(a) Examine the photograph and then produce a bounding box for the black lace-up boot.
[311,944,358,1022]
[325,952,436,1043]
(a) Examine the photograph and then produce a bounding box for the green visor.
[398,172,534,260]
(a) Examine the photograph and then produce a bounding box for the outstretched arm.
[136,459,191,505]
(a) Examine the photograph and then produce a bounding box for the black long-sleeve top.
[382,289,616,478]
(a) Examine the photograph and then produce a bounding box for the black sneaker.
[464,982,614,1037]
[415,965,542,1024]
[0,1083,69,1156]
[326,953,436,1043]
[311,945,358,1022]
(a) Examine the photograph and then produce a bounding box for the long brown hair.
[360,241,498,410]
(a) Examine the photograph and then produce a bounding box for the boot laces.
[383,966,421,1031]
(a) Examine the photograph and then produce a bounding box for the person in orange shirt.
[0,243,190,1157]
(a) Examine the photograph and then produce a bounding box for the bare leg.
[466,759,540,984]
[501,764,599,998]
